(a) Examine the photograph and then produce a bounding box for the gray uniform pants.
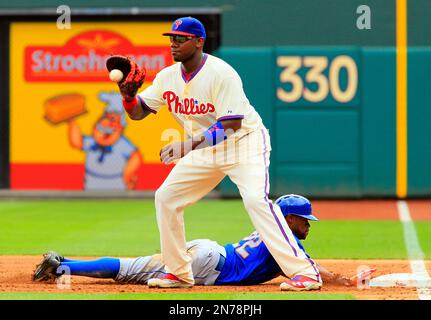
[115,239,226,285]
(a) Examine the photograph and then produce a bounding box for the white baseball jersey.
[138,53,263,138]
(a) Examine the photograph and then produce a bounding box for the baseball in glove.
[106,55,146,102]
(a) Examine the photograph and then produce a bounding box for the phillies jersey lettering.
[215,232,309,285]
[138,53,263,137]
[163,91,215,115]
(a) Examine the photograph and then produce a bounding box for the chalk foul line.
[397,200,431,300]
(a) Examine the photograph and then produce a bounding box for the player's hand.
[106,55,146,101]
[332,275,354,287]
[160,141,192,164]
[322,272,354,287]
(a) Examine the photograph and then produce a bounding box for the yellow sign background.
[10,22,183,163]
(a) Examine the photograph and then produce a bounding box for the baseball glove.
[106,55,146,101]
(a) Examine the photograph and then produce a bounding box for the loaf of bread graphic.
[44,93,87,124]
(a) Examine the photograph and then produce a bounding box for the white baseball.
[109,69,124,82]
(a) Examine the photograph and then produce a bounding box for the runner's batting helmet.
[275,194,319,221]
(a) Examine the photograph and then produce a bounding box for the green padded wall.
[217,47,401,198]
[361,48,396,196]
[407,48,431,196]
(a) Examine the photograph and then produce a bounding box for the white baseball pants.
[154,126,321,285]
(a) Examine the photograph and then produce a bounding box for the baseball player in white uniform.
[117,17,322,290]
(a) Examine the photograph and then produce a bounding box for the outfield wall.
[218,47,431,198]
[0,1,430,198]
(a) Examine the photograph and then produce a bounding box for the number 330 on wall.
[276,55,358,104]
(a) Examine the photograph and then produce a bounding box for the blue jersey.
[215,231,309,285]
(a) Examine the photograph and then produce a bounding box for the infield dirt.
[0,255,427,300]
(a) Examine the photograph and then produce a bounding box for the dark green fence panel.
[272,47,361,197]
[0,0,397,46]
[274,110,360,197]
[408,48,431,196]
[217,47,402,198]
[361,48,396,196]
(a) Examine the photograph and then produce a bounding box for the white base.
[369,273,431,288]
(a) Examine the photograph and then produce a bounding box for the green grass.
[0,199,410,258]
[306,221,408,259]
[413,222,431,259]
[0,292,354,300]
[0,199,253,256]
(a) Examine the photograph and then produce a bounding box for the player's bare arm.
[316,263,352,286]
[279,264,352,286]
[159,119,242,164]
[124,98,153,121]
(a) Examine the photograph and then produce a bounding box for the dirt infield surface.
[0,255,427,300]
